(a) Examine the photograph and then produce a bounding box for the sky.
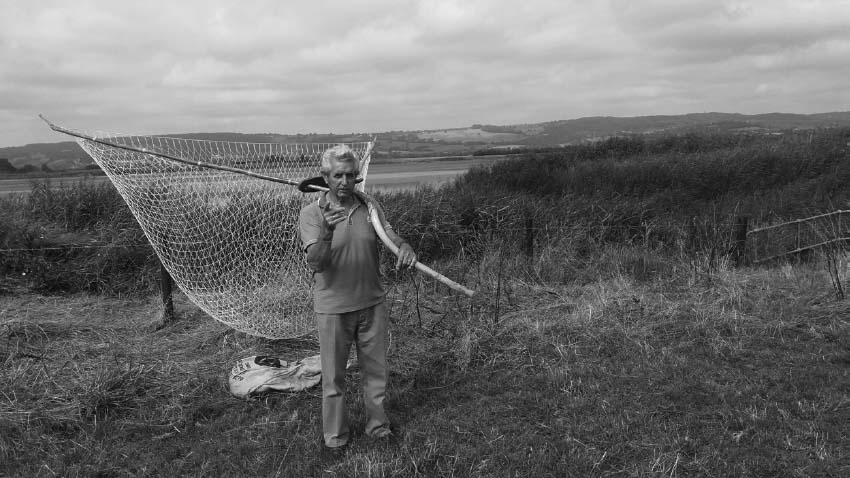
[1,0,849,147]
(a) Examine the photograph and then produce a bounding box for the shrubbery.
[2,128,848,294]
[0,179,157,295]
[379,128,850,282]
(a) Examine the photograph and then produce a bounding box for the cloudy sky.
[1,0,849,147]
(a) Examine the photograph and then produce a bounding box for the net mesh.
[69,127,373,338]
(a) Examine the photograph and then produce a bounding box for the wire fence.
[747,210,850,263]
[0,222,749,254]
[3,213,847,263]
[0,244,152,253]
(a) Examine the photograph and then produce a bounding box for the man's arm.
[304,227,334,272]
[299,203,345,272]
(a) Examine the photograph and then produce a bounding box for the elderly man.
[298,144,417,452]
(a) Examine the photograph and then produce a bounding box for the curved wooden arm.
[366,200,476,297]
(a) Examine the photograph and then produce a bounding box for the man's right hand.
[322,204,347,231]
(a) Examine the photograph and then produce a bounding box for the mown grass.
[1,129,849,476]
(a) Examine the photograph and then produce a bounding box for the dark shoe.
[321,443,348,459]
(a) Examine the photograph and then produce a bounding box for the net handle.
[366,198,476,297]
[41,115,475,297]
[40,114,303,187]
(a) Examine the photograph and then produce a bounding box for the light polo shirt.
[298,192,388,314]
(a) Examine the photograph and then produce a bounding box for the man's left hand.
[396,243,417,270]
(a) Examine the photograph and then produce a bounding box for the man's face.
[324,159,358,200]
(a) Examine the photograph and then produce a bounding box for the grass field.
[2,255,847,477]
[2,129,849,476]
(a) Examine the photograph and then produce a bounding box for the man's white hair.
[320,144,360,175]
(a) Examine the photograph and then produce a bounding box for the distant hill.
[508,112,850,145]
[3,111,850,174]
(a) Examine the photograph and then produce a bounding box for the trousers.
[316,299,389,448]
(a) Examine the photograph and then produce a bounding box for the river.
[0,155,515,196]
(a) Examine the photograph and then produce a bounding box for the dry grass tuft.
[75,360,159,421]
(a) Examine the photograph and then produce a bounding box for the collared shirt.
[298,192,389,314]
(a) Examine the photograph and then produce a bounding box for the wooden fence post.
[732,216,749,266]
[159,260,175,325]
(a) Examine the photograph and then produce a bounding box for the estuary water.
[0,155,516,196]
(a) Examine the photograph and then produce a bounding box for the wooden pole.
[366,197,475,297]
[40,115,305,188]
[43,115,475,297]
[796,222,802,263]
[159,261,175,324]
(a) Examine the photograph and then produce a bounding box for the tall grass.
[2,128,848,295]
[0,178,157,295]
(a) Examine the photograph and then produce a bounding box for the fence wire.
[747,210,850,263]
[4,213,848,263]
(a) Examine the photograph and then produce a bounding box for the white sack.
[228,354,322,399]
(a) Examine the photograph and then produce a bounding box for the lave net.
[63,124,373,338]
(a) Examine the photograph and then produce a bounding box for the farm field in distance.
[1,129,848,477]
